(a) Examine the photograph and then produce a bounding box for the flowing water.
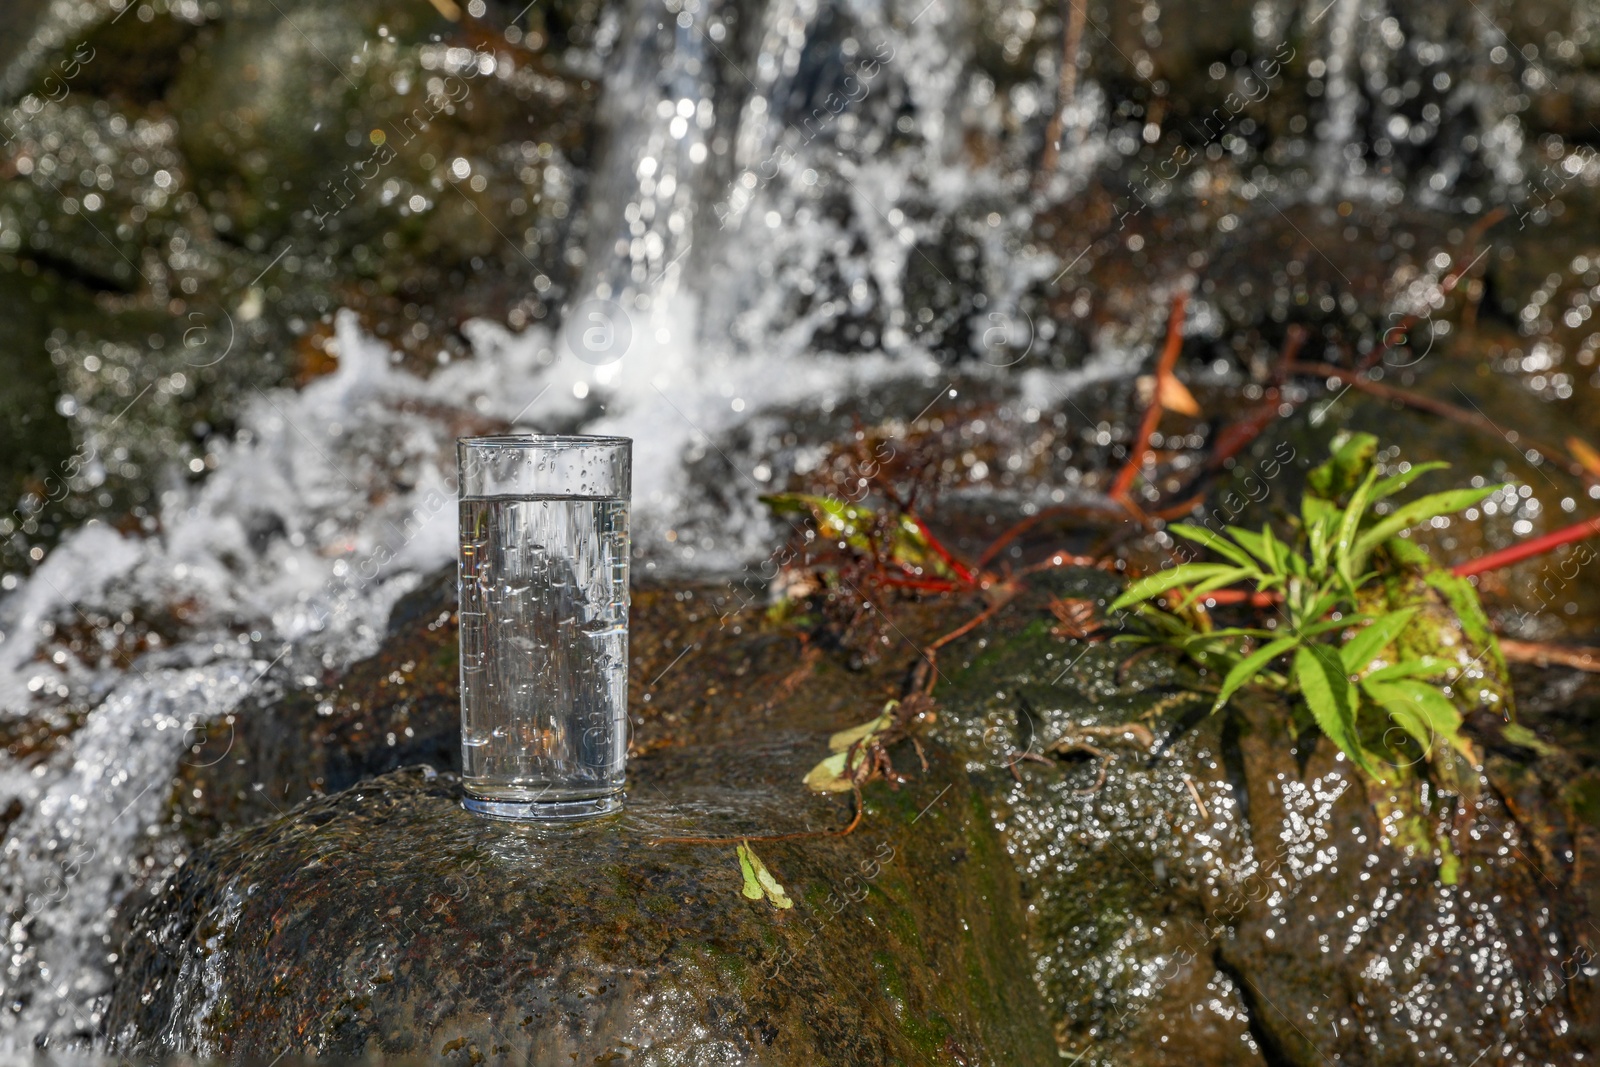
[0,0,1595,1055]
[458,495,630,805]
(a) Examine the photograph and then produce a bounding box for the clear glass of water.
[456,434,631,821]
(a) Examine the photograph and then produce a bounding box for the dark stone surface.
[929,570,1600,1066]
[111,750,1054,1065]
[121,559,1600,1065]
[117,563,1057,1064]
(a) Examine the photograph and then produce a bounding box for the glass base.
[462,792,623,822]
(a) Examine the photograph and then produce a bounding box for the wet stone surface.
[111,757,1051,1064]
[115,566,1053,1064]
[114,561,1600,1064]
[930,569,1600,1066]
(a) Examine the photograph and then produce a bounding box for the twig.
[1072,722,1157,748]
[1110,292,1189,502]
[926,598,1009,654]
[1288,361,1586,480]
[1016,550,1104,576]
[977,504,1122,569]
[756,640,823,713]
[908,513,976,585]
[1452,515,1600,578]
[1204,325,1307,469]
[1498,639,1600,673]
[1181,774,1210,822]
[1035,0,1087,189]
[915,596,1012,694]
[1202,588,1282,607]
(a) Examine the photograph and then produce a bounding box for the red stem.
[909,514,976,585]
[1110,292,1189,502]
[1451,516,1600,578]
[1202,589,1282,607]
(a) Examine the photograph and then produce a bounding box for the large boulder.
[111,570,1056,1064]
[929,568,1600,1065]
[110,754,1053,1064]
[113,560,1600,1065]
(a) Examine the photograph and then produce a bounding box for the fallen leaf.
[804,750,859,793]
[1048,596,1103,639]
[425,0,463,19]
[737,842,793,909]
[828,710,893,753]
[1158,372,1201,416]
[735,843,764,901]
[746,844,794,909]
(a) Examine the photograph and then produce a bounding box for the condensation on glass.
[456,434,631,820]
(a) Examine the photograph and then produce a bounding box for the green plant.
[1111,433,1509,790]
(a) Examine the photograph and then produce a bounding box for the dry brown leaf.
[1158,372,1200,416]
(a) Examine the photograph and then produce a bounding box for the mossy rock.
[111,747,1054,1065]
[927,566,1598,1065]
[115,565,1054,1063]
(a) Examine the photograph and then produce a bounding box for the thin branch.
[1110,292,1189,502]
[1205,325,1307,469]
[1452,515,1600,578]
[1288,361,1586,480]
[1498,639,1600,673]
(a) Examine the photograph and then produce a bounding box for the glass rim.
[457,433,632,448]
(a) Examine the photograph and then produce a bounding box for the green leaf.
[1499,722,1557,757]
[1109,564,1240,612]
[829,710,893,753]
[1362,656,1454,683]
[1169,524,1263,572]
[1176,626,1276,645]
[736,843,765,901]
[1364,679,1464,760]
[1289,588,1348,632]
[759,494,956,578]
[1221,526,1272,567]
[1302,494,1335,570]
[1350,485,1504,570]
[1174,566,1258,609]
[744,842,794,909]
[1334,466,1381,584]
[1340,608,1418,675]
[1439,847,1461,886]
[1370,462,1448,504]
[1307,431,1379,499]
[1260,525,1284,575]
[1290,615,1364,641]
[1212,634,1302,712]
[1295,644,1373,775]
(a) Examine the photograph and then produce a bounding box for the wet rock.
[112,756,1053,1063]
[0,0,598,571]
[118,562,1056,1062]
[133,554,1600,1066]
[930,567,1599,1065]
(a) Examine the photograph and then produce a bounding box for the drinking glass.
[456,435,631,820]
